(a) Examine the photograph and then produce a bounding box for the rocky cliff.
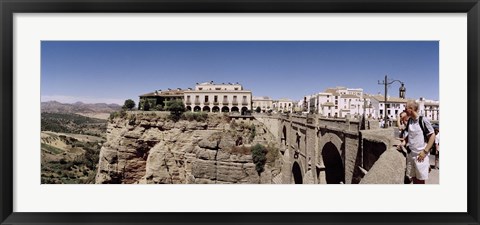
[95,112,282,184]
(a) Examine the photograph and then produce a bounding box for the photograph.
[40,41,440,185]
[2,0,478,224]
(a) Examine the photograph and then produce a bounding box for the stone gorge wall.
[95,113,281,184]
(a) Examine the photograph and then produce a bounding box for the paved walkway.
[426,155,439,184]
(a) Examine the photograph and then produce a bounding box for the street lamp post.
[378,75,406,128]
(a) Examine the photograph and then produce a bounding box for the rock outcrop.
[95,113,282,184]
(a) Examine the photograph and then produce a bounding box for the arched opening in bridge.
[282,126,287,146]
[292,161,303,184]
[193,106,201,112]
[321,142,345,184]
[186,106,192,112]
[231,107,239,113]
[212,106,220,113]
[202,106,210,112]
[221,106,229,113]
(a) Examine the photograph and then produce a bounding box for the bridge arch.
[321,142,345,184]
[318,132,343,158]
[292,161,303,184]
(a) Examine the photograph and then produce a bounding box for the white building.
[368,94,407,120]
[417,97,440,121]
[274,98,294,113]
[183,81,252,113]
[306,87,368,118]
[252,96,273,113]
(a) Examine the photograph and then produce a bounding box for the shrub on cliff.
[165,99,185,121]
[122,99,136,110]
[182,112,208,122]
[251,144,267,175]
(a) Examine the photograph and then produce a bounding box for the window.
[205,96,209,102]
[199,88,203,90]
[234,88,239,90]
[215,88,221,90]
[214,95,218,102]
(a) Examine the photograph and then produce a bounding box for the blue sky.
[41,41,439,105]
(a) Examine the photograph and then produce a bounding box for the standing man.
[405,100,436,184]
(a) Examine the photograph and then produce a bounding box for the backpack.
[405,116,436,153]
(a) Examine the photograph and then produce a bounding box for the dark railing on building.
[222,100,229,104]
[213,101,219,105]
[185,100,191,105]
[232,100,238,105]
[194,100,201,105]
[241,101,248,105]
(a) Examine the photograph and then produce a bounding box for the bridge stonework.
[255,114,405,184]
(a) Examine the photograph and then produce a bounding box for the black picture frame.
[1,0,479,224]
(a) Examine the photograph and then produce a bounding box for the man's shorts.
[406,151,430,180]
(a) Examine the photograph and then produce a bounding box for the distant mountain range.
[41,101,122,114]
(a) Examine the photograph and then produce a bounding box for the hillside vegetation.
[41,112,107,137]
[41,132,103,184]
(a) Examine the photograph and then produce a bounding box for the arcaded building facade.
[183,81,252,113]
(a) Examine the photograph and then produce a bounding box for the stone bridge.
[255,114,406,184]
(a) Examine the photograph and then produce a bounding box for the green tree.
[255,106,261,113]
[251,144,267,175]
[165,99,185,121]
[123,99,136,110]
[143,100,150,111]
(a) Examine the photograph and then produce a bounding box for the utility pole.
[378,75,406,128]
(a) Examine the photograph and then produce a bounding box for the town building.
[252,96,273,113]
[138,88,185,110]
[274,98,294,113]
[183,81,252,114]
[417,97,440,121]
[368,94,407,120]
[305,87,367,118]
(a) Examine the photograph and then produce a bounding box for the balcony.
[185,100,192,105]
[213,101,219,105]
[194,100,201,105]
[204,101,210,105]
[232,100,238,106]
[241,101,248,106]
[222,100,229,104]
